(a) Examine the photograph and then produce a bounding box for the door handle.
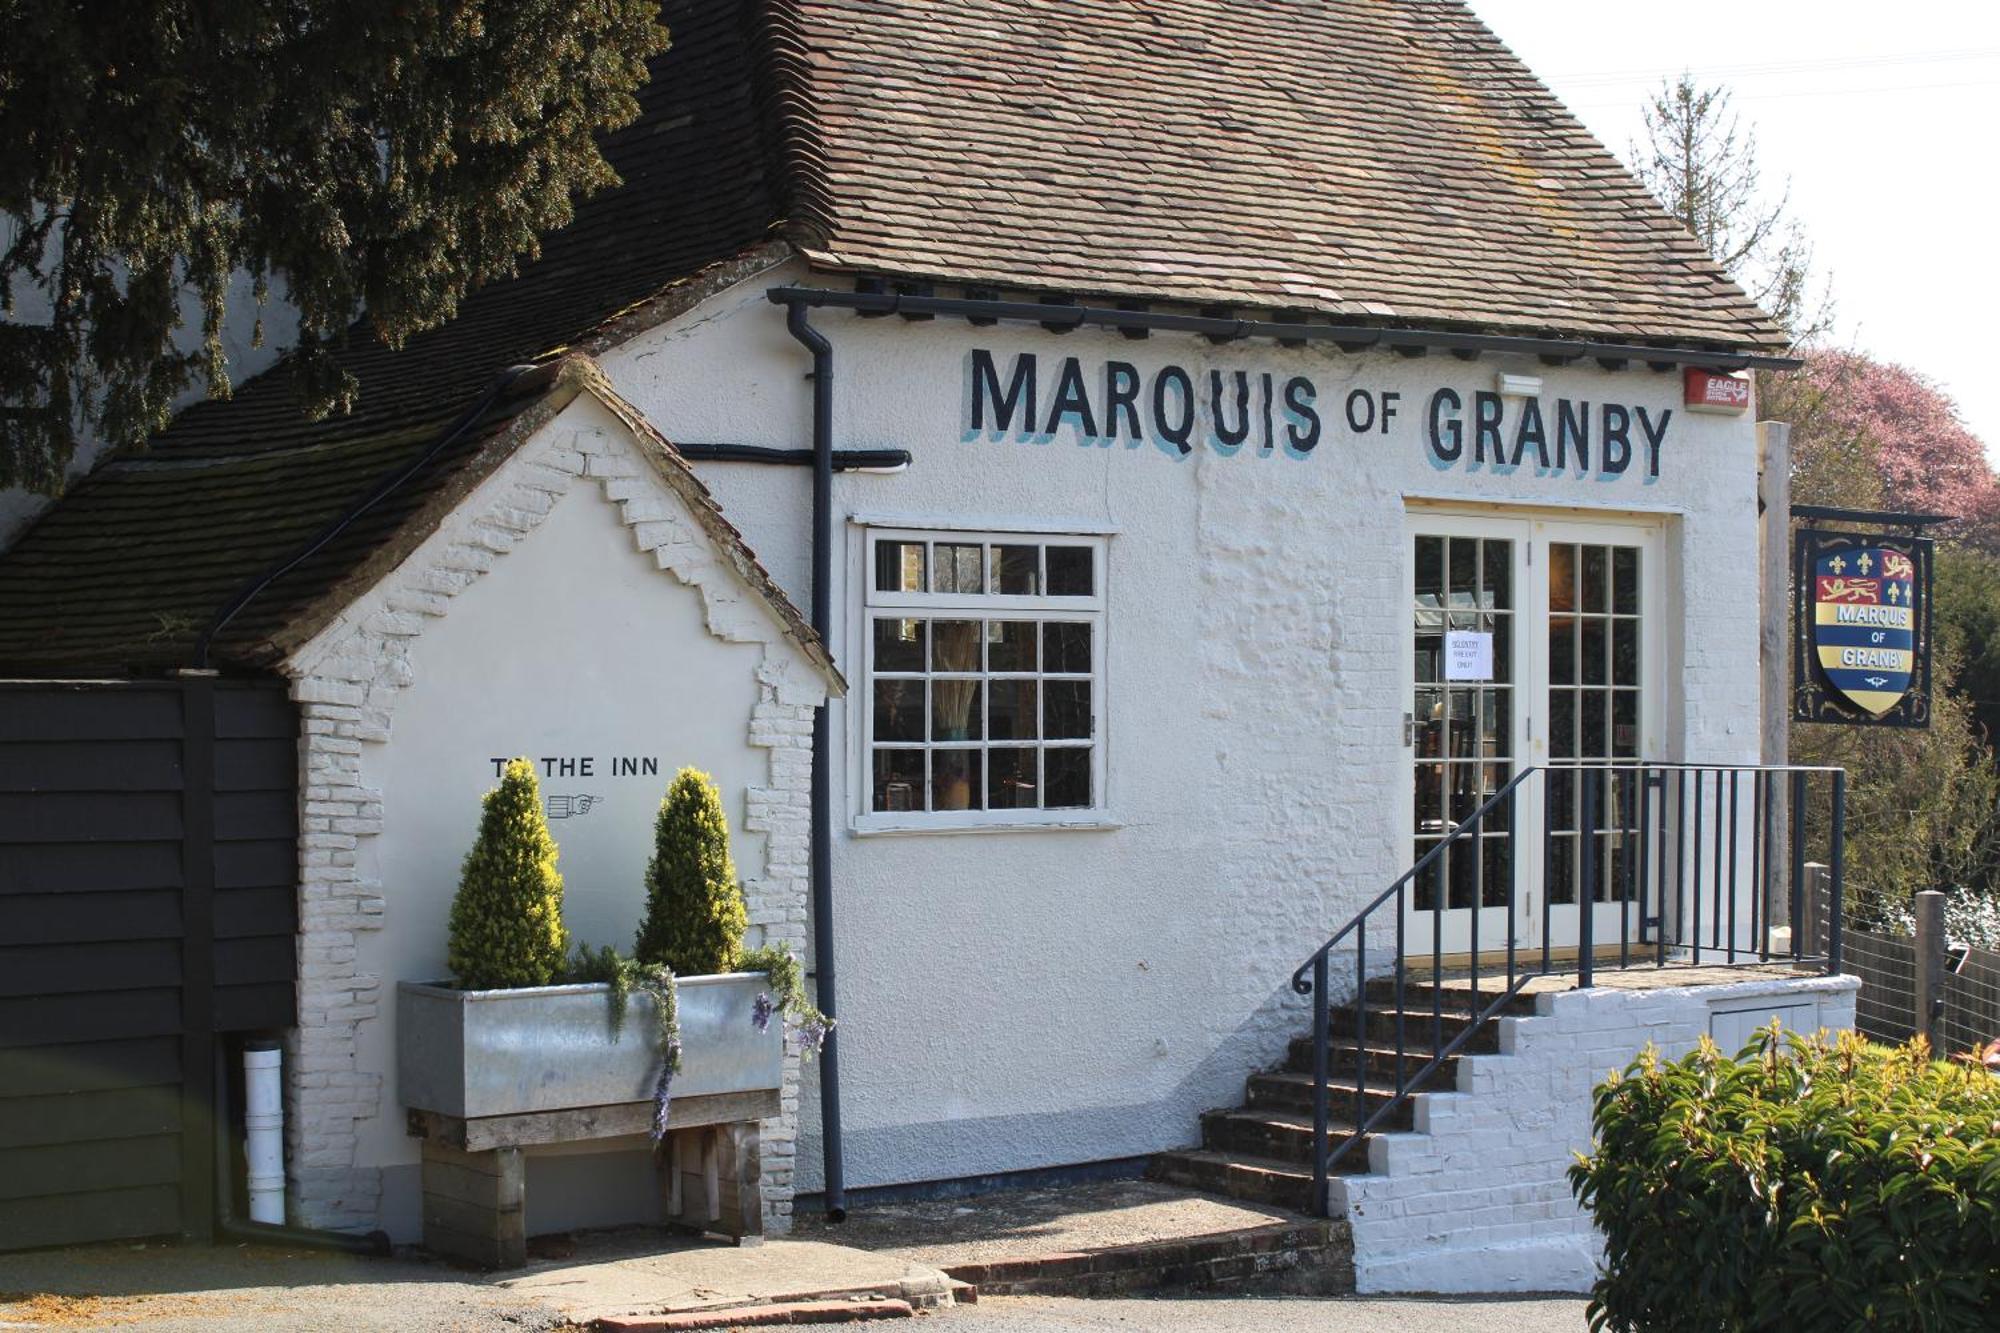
[1402,712,1416,748]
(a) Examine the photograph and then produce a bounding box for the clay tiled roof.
[0,0,1785,673]
[778,0,1785,350]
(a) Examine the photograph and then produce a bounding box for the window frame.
[852,525,1111,834]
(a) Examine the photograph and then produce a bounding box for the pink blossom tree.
[1780,351,2000,545]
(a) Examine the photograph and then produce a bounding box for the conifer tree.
[447,757,568,990]
[0,0,667,491]
[635,768,747,977]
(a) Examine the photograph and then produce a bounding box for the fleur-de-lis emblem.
[1814,545,1918,718]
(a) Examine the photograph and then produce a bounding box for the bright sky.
[1468,1,2000,458]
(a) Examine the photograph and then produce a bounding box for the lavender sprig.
[796,1016,830,1054]
[739,943,834,1058]
[650,1037,680,1141]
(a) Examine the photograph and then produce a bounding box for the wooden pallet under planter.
[398,973,781,1267]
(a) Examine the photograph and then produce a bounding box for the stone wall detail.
[283,406,825,1234]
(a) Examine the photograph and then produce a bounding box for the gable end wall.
[281,395,825,1236]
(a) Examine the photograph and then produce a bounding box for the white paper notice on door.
[1443,630,1494,681]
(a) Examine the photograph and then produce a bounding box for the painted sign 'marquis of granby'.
[963,350,1674,479]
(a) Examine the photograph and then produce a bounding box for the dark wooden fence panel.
[210,686,299,1041]
[0,840,184,895]
[0,678,297,1250]
[1844,928,1918,1046]
[1806,869,1920,1046]
[0,1185,181,1251]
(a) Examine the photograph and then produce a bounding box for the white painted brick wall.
[600,264,1772,1195]
[1332,973,1859,1295]
[283,394,827,1236]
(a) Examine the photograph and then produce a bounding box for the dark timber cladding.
[0,679,298,1250]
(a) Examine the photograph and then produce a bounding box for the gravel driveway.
[0,1241,570,1333]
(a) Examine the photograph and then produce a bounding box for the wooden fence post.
[1759,421,1792,927]
[1913,889,1947,1051]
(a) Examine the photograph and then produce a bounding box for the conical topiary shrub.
[634,767,747,977]
[447,757,569,989]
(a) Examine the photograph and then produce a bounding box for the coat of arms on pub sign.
[1793,527,1933,727]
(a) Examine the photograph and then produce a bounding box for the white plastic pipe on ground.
[244,1041,285,1224]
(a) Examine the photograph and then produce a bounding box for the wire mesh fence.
[1844,929,1919,1046]
[1938,947,2000,1059]
[1802,866,2000,1056]
[1802,866,1916,1045]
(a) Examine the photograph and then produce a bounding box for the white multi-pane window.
[860,529,1106,827]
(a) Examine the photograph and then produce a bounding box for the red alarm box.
[1684,368,1751,414]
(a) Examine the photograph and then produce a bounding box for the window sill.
[849,813,1124,838]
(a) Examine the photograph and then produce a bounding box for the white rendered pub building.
[0,0,1855,1289]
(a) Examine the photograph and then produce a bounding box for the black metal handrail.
[1288,761,1847,1215]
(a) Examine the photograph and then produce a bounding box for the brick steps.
[1146,1148,1357,1213]
[1288,1008,1499,1066]
[1363,977,1541,1018]
[1150,977,1523,1224]
[1201,1108,1383,1167]
[1245,1070,1421,1126]
[940,1219,1352,1298]
[1320,1040,1467,1085]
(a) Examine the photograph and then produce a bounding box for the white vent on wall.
[1711,1003,1815,1052]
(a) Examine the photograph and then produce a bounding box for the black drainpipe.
[675,442,909,471]
[782,300,847,1221]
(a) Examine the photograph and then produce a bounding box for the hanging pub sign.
[1793,527,1933,727]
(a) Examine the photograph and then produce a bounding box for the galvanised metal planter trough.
[397,972,781,1120]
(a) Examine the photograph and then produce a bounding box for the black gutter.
[676,443,910,471]
[213,1036,392,1256]
[780,299,847,1222]
[766,286,1802,372]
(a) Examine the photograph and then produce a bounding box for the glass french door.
[1405,512,1662,958]
[1407,514,1533,956]
[1540,523,1660,955]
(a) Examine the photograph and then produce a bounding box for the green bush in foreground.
[634,767,746,977]
[447,758,568,989]
[1571,1028,2000,1332]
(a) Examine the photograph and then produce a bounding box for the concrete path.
[0,1182,1587,1330]
[944,1292,1593,1332]
[0,1230,952,1331]
[0,1242,1594,1332]
[0,1188,1287,1330]
[791,1179,1299,1269]
[492,1229,953,1323]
